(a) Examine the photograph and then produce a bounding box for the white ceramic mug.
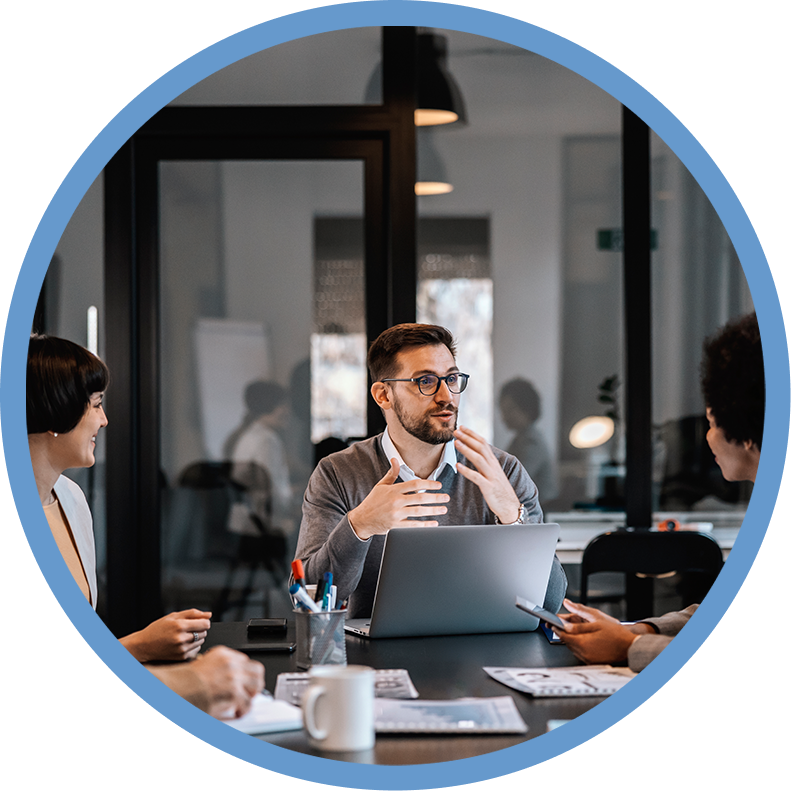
[302,664,375,752]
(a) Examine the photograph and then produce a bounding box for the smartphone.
[515,595,567,632]
[247,618,288,636]
[540,622,563,644]
[243,641,296,653]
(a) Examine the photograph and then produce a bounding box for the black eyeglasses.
[381,372,470,396]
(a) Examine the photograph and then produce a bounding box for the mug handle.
[302,685,328,741]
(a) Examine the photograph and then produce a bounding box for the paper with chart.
[484,665,635,697]
[374,696,528,734]
[274,668,419,706]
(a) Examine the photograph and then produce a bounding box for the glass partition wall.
[650,130,753,515]
[38,26,755,630]
[159,160,364,617]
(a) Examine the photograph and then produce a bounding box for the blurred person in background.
[499,377,558,501]
[224,379,295,542]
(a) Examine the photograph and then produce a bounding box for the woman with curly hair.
[556,312,763,670]
[701,312,763,482]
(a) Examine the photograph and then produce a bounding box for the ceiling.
[172,27,621,138]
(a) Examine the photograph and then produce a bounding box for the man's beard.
[392,395,458,445]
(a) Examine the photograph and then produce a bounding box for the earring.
[53,433,58,438]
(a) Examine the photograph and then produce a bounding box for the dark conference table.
[204,620,606,764]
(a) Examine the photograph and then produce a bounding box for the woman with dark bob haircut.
[26,335,265,717]
[27,334,111,435]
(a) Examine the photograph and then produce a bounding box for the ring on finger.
[192,631,200,643]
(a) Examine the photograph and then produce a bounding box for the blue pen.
[290,582,321,613]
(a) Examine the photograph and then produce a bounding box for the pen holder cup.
[295,609,348,670]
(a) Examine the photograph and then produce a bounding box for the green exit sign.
[597,229,658,251]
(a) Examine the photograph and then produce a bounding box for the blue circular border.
[2,0,791,789]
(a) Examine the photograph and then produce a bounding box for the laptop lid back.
[365,523,560,638]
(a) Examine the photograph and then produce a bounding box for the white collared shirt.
[349,430,459,543]
[381,427,458,482]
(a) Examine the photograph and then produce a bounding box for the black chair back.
[579,529,724,620]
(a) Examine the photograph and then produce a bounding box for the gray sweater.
[294,434,567,618]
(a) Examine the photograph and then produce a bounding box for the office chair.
[172,460,237,563]
[214,460,290,620]
[579,529,724,621]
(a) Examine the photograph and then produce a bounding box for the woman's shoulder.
[53,475,90,511]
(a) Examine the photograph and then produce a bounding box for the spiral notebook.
[484,666,635,697]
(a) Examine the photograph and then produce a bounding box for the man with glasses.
[294,323,567,618]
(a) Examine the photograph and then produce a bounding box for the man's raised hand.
[348,457,449,540]
[453,425,522,524]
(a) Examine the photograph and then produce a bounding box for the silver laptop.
[344,523,560,638]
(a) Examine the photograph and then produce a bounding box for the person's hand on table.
[192,646,265,719]
[555,600,655,665]
[120,609,212,662]
[348,457,449,540]
[453,425,523,523]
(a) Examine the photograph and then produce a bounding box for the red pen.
[291,558,307,588]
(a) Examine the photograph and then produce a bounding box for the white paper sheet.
[484,665,635,697]
[374,696,528,734]
[221,693,303,735]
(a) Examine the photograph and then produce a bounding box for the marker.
[289,583,322,613]
[329,585,338,610]
[291,559,307,588]
[314,572,330,603]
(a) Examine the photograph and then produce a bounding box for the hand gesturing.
[453,425,522,524]
[348,458,450,540]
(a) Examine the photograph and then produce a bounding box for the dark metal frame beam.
[622,107,652,529]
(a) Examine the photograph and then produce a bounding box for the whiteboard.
[194,318,271,459]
